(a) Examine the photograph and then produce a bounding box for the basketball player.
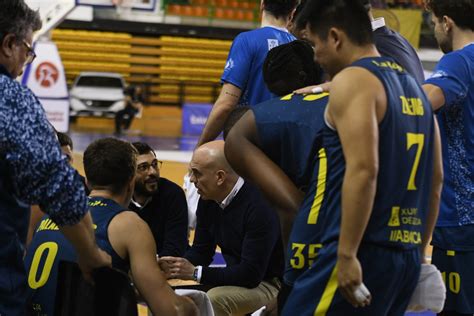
[281,0,443,315]
[196,0,297,147]
[225,40,327,313]
[25,138,197,316]
[423,1,474,315]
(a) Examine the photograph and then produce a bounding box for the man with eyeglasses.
[129,142,189,257]
[0,0,111,314]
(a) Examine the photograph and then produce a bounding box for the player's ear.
[328,27,342,50]
[442,15,454,33]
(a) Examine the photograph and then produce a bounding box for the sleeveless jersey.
[24,197,129,316]
[320,57,435,249]
[253,92,329,190]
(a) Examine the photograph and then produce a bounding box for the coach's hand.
[337,255,371,308]
[160,256,195,280]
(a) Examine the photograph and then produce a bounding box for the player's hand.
[336,255,371,307]
[77,247,112,283]
[293,82,331,95]
[160,256,195,280]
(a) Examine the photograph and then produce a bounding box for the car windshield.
[76,76,124,88]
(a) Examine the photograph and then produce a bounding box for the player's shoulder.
[440,47,473,69]
[333,66,378,89]
[110,210,147,232]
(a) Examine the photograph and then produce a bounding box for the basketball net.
[113,0,134,17]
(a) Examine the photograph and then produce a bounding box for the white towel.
[183,174,200,229]
[176,289,214,316]
[407,263,446,313]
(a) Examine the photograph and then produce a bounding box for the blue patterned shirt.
[0,65,87,228]
[0,63,88,314]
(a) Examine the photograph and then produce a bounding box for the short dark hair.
[427,0,474,31]
[263,40,324,95]
[57,132,73,150]
[223,106,250,140]
[132,141,155,156]
[297,0,374,45]
[84,138,137,194]
[263,0,298,19]
[0,0,42,43]
[292,0,308,35]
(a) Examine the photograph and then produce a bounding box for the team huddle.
[1,0,474,315]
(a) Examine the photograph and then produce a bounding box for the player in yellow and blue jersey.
[24,138,197,316]
[225,40,329,312]
[279,1,443,315]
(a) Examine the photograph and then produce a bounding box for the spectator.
[0,0,110,313]
[161,141,284,316]
[115,85,144,136]
[129,142,189,257]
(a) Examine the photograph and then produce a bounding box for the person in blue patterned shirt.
[0,1,111,314]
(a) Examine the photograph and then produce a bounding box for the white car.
[69,72,126,117]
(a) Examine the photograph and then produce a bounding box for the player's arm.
[327,68,383,307]
[60,213,112,281]
[196,83,242,147]
[225,110,304,247]
[422,84,445,111]
[109,212,197,316]
[424,53,469,111]
[421,116,443,262]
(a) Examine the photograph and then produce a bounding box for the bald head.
[190,140,238,201]
[193,140,235,174]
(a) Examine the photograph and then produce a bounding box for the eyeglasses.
[137,160,163,173]
[22,40,36,64]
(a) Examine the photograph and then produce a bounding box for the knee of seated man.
[207,287,237,312]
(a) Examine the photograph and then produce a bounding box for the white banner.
[23,40,70,132]
[25,41,68,98]
[41,99,70,133]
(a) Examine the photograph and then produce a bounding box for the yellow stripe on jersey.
[281,93,293,100]
[447,250,456,256]
[314,263,339,316]
[308,148,327,224]
[303,92,329,101]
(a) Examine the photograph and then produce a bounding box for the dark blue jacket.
[185,181,284,288]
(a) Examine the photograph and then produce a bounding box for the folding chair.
[55,261,138,316]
